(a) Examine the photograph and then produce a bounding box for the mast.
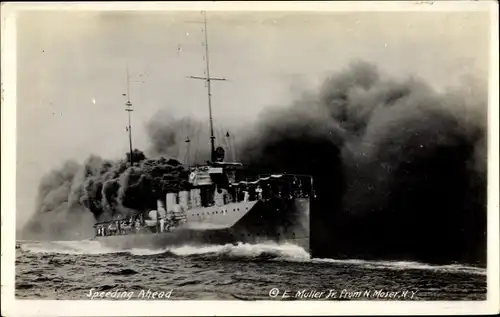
[188,11,227,163]
[203,11,216,162]
[123,66,145,166]
[125,65,134,166]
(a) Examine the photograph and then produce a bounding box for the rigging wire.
[226,130,235,162]
[232,133,239,162]
[184,120,192,166]
[193,124,202,165]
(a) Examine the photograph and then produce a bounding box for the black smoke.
[238,61,487,266]
[20,150,192,240]
[145,111,211,164]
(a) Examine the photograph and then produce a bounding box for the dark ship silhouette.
[93,11,315,253]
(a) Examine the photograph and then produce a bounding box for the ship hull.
[94,197,310,252]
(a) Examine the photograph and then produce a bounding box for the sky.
[15,9,490,228]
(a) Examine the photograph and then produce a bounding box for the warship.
[93,12,315,253]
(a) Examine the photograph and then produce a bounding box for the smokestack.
[179,191,189,211]
[157,199,166,212]
[166,192,177,213]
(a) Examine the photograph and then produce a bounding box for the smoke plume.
[20,151,192,240]
[145,111,212,164]
[21,60,487,266]
[238,61,487,265]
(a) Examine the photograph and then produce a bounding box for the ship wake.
[17,240,485,276]
[18,239,309,260]
[312,258,486,276]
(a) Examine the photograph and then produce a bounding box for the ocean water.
[15,240,487,301]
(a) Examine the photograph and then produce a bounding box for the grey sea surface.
[15,240,486,300]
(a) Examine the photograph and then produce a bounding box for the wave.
[170,242,311,261]
[19,239,121,255]
[17,239,485,276]
[312,258,487,276]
